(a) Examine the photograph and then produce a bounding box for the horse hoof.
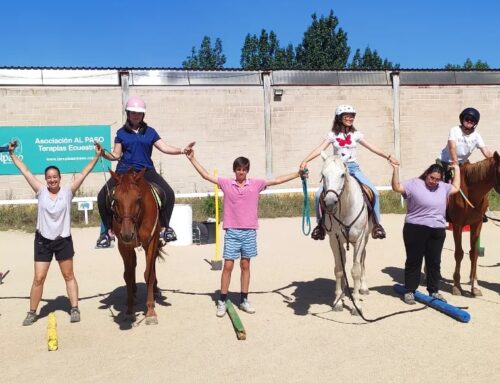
[333,304,343,312]
[472,288,483,297]
[360,289,370,295]
[452,286,463,296]
[145,316,158,325]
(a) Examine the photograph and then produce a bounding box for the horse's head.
[320,151,347,213]
[110,168,146,244]
[494,151,500,194]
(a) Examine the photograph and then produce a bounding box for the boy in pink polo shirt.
[186,149,300,317]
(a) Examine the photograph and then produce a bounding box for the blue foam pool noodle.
[393,284,470,323]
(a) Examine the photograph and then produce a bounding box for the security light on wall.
[273,88,284,101]
[273,89,284,96]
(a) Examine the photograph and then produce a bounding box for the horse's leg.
[329,234,344,312]
[144,239,159,325]
[452,225,465,296]
[119,244,137,320]
[359,232,370,295]
[469,222,483,297]
[350,241,363,316]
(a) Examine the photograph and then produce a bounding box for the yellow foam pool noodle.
[47,312,58,351]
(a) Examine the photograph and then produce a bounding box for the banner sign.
[0,125,111,175]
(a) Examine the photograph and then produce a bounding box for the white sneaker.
[239,299,256,314]
[216,300,226,317]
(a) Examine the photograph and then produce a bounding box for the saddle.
[351,175,375,219]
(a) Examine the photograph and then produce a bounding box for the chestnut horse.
[447,151,500,297]
[110,168,163,324]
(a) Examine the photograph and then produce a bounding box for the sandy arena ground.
[1,214,499,383]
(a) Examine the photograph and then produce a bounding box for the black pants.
[403,223,446,294]
[98,168,175,232]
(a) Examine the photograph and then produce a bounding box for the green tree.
[349,47,399,70]
[445,58,490,70]
[240,29,296,70]
[295,11,350,70]
[182,36,226,69]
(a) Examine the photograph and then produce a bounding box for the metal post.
[262,71,273,179]
[119,70,130,124]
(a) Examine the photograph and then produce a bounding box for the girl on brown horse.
[438,107,493,180]
[96,96,194,247]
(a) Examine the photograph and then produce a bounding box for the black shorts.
[34,232,74,262]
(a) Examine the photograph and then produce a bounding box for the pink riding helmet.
[125,96,146,113]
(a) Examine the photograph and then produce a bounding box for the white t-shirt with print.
[326,130,364,163]
[439,125,485,163]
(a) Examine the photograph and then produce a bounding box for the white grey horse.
[320,152,372,314]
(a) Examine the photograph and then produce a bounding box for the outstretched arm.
[390,163,405,194]
[9,145,44,193]
[185,149,218,185]
[449,163,460,195]
[70,144,102,194]
[266,171,300,187]
[300,139,330,171]
[358,138,400,166]
[154,140,196,155]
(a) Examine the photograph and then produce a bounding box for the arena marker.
[225,300,246,340]
[47,312,58,351]
[393,284,471,323]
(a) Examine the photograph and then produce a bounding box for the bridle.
[112,179,159,248]
[320,161,366,251]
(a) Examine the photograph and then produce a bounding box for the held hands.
[299,168,309,180]
[183,141,196,156]
[94,142,103,157]
[389,161,399,170]
[184,146,195,160]
[387,155,400,166]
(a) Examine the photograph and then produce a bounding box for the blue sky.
[2,0,499,69]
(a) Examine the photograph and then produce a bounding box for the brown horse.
[110,168,163,324]
[447,151,500,297]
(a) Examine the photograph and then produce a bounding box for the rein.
[300,170,311,236]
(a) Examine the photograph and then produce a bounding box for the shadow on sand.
[97,283,170,330]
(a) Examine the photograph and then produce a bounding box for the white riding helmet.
[335,104,356,116]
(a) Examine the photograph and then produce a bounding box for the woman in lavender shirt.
[391,162,460,305]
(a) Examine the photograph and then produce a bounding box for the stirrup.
[371,224,386,239]
[161,227,177,242]
[96,233,111,248]
[311,224,325,240]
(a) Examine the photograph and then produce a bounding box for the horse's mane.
[463,158,493,184]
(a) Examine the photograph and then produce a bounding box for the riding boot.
[311,220,326,240]
[371,217,386,239]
